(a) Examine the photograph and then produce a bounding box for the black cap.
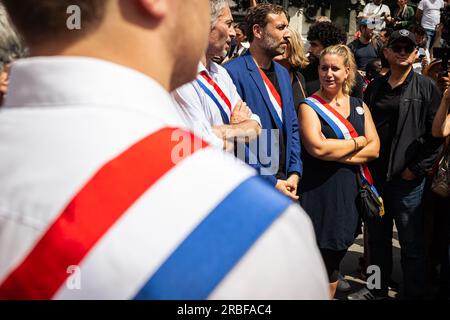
[387,29,417,47]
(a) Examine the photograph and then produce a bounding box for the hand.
[421,56,429,69]
[355,136,368,150]
[275,179,299,200]
[444,88,450,102]
[435,23,443,35]
[231,100,252,124]
[401,168,417,181]
[437,75,450,93]
[287,173,300,196]
[212,125,234,152]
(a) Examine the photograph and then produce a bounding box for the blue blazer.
[224,51,303,179]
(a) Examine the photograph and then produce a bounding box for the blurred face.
[308,40,325,59]
[259,13,290,58]
[319,54,349,93]
[385,39,417,68]
[362,26,374,40]
[379,31,389,45]
[415,33,427,47]
[374,0,383,5]
[170,0,210,90]
[208,5,236,58]
[235,27,246,46]
[398,0,407,6]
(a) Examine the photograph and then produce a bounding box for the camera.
[433,47,449,76]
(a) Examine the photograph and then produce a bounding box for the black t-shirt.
[262,63,286,180]
[348,39,380,71]
[291,68,307,112]
[302,59,365,99]
[364,72,413,184]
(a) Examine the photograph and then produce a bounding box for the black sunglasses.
[389,44,416,54]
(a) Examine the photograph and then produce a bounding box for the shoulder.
[213,63,236,85]
[223,56,246,72]
[173,81,201,106]
[209,203,329,299]
[347,40,358,50]
[274,61,289,77]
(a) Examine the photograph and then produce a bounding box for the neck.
[249,44,273,70]
[278,59,291,70]
[320,88,345,101]
[201,54,208,69]
[360,35,370,44]
[390,65,412,83]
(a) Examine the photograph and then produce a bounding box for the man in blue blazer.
[224,3,302,200]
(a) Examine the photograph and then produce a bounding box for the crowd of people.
[0,0,449,300]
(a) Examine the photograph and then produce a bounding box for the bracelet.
[352,138,357,152]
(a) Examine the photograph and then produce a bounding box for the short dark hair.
[245,3,288,43]
[235,22,248,37]
[380,27,393,38]
[306,21,347,48]
[409,24,427,38]
[1,0,106,45]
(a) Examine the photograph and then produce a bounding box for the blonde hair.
[287,27,309,69]
[319,44,356,95]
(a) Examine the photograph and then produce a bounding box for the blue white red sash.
[258,68,283,128]
[304,95,382,201]
[196,71,231,124]
[0,128,289,299]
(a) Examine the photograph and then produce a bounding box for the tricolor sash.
[196,71,232,124]
[258,68,283,129]
[0,128,289,300]
[304,95,384,215]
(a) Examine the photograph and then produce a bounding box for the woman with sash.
[298,45,380,298]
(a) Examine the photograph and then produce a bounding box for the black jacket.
[364,70,443,182]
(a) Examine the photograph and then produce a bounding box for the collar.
[4,56,178,122]
[199,61,221,77]
[382,67,415,86]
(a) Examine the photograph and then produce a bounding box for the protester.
[416,0,446,48]
[360,0,391,32]
[274,27,309,111]
[351,29,443,300]
[304,21,366,98]
[348,19,382,71]
[386,0,415,30]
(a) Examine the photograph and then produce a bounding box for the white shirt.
[0,57,328,299]
[418,0,445,30]
[362,2,391,30]
[413,47,431,74]
[173,62,261,148]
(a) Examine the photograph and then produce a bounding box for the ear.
[252,24,263,40]
[139,0,168,18]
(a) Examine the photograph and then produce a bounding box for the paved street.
[336,227,402,300]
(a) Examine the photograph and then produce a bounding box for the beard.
[260,32,286,58]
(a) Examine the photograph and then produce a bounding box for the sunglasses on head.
[389,44,416,54]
